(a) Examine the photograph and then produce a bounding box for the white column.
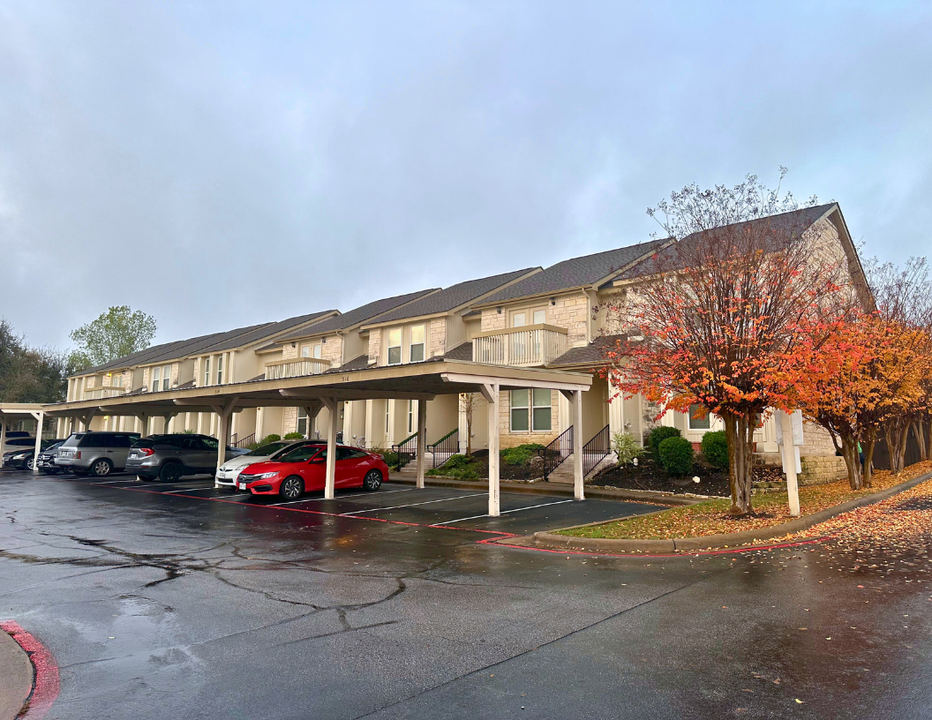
[386,399,396,447]
[214,398,239,472]
[779,410,800,517]
[484,383,501,517]
[322,398,338,500]
[415,400,427,489]
[364,399,374,449]
[33,412,44,473]
[0,417,6,466]
[572,390,584,501]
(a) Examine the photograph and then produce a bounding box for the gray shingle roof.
[442,342,474,361]
[278,289,439,341]
[547,335,624,369]
[478,239,669,306]
[366,268,539,325]
[200,310,335,352]
[331,354,371,373]
[615,204,837,281]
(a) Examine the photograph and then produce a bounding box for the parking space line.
[429,499,574,526]
[267,488,417,507]
[340,492,487,516]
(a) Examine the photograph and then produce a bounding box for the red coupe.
[235,442,389,500]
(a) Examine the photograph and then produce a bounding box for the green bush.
[611,431,643,465]
[259,434,281,445]
[701,430,729,469]
[657,436,694,476]
[379,451,401,469]
[429,454,480,478]
[442,454,473,469]
[283,432,305,440]
[648,426,682,456]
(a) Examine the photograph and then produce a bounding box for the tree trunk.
[884,417,910,475]
[863,429,876,488]
[723,410,755,515]
[838,433,863,490]
[914,419,929,462]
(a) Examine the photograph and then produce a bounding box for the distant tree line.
[0,319,69,403]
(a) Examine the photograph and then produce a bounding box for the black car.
[37,441,65,474]
[2,439,62,471]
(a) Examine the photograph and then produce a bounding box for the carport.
[44,360,592,516]
[0,403,47,473]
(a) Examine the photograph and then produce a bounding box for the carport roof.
[45,360,592,416]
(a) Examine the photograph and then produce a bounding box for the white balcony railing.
[265,358,331,380]
[472,325,568,367]
[84,387,126,400]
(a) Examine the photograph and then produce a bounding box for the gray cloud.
[1,0,930,350]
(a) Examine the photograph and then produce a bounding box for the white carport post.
[212,397,239,472]
[0,415,6,467]
[30,411,44,474]
[322,397,339,500]
[415,400,427,489]
[479,383,501,517]
[133,412,149,437]
[562,389,585,501]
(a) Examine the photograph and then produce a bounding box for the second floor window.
[112,374,122,388]
[410,325,425,362]
[387,328,402,365]
[216,356,223,385]
[162,365,171,391]
[203,357,211,386]
[151,367,161,393]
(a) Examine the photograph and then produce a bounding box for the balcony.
[84,387,126,400]
[265,358,332,380]
[472,325,568,367]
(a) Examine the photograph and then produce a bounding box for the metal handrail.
[582,424,611,477]
[538,426,574,481]
[234,433,256,449]
[391,432,419,468]
[428,428,459,469]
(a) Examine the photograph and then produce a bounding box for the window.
[203,357,211,386]
[297,408,309,437]
[387,328,402,365]
[688,404,711,430]
[216,356,223,385]
[312,344,322,359]
[151,367,161,393]
[510,389,552,432]
[162,365,171,391]
[302,346,310,358]
[385,403,390,433]
[111,374,122,388]
[512,311,526,328]
[533,309,546,325]
[407,400,414,434]
[409,325,425,363]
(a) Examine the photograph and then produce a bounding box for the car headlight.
[253,472,279,479]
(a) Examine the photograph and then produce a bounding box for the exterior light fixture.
[550,297,556,306]
[496,307,502,314]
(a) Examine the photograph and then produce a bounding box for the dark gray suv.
[54,432,142,477]
[126,434,237,482]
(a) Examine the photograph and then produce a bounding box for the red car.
[236,442,389,500]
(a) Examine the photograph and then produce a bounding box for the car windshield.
[275,445,322,463]
[246,442,290,457]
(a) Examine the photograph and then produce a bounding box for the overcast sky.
[2,1,930,350]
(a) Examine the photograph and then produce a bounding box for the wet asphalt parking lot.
[1,468,931,719]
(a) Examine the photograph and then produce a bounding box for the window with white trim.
[302,346,310,358]
[510,389,552,432]
[409,325,425,363]
[111,373,122,388]
[297,408,309,437]
[407,400,414,434]
[312,344,322,359]
[150,367,161,393]
[387,328,402,365]
[688,404,711,430]
[162,365,171,391]
[216,356,224,385]
[203,357,211,386]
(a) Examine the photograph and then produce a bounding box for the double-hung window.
[112,373,122,388]
[297,408,309,437]
[407,401,415,434]
[203,357,211,387]
[409,325,425,363]
[162,365,171,391]
[688,404,711,430]
[387,328,402,365]
[150,367,161,393]
[216,356,224,385]
[510,389,552,432]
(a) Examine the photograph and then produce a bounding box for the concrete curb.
[0,621,60,720]
[0,626,33,720]
[529,471,932,554]
[389,474,701,506]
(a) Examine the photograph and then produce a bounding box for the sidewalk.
[0,627,32,720]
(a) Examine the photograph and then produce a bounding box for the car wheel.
[363,469,383,491]
[137,474,153,482]
[25,457,35,471]
[91,458,113,477]
[279,475,304,501]
[159,462,182,483]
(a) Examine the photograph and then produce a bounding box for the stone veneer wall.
[368,329,382,365]
[799,456,848,485]
[429,318,446,357]
[498,389,560,449]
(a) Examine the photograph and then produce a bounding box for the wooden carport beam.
[278,389,435,402]
[28,411,44,475]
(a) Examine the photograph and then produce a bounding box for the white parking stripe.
[429,499,574,526]
[267,487,417,507]
[340,493,487,516]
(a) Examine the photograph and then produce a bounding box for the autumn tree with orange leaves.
[603,172,853,515]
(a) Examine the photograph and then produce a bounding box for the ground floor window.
[407,400,414,434]
[688,404,711,430]
[297,408,309,437]
[510,389,552,432]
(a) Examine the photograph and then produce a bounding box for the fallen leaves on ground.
[559,461,932,540]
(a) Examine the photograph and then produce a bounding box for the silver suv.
[54,432,142,477]
[127,434,237,483]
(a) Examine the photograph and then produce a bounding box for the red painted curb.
[0,621,60,719]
